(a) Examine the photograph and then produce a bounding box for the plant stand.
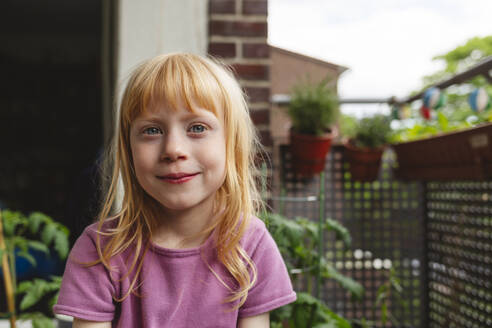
[392,122,492,180]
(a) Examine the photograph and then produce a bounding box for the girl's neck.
[151,200,217,249]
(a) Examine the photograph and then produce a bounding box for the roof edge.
[269,44,349,74]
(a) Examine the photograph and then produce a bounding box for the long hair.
[95,53,264,307]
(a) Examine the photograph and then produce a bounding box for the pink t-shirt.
[53,216,296,327]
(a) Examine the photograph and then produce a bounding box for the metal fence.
[274,144,491,328]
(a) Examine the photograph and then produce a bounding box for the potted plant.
[391,110,492,180]
[261,211,363,328]
[287,77,340,176]
[0,210,69,328]
[342,114,392,181]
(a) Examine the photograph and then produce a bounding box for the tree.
[422,36,492,123]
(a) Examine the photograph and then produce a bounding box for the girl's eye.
[143,127,162,135]
[189,124,207,134]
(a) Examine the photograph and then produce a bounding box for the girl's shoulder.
[78,218,119,241]
[70,218,120,254]
[240,215,271,253]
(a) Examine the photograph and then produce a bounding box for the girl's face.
[129,101,226,216]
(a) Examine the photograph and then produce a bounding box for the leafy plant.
[288,76,340,136]
[352,267,408,328]
[393,35,492,143]
[261,211,363,328]
[0,210,69,328]
[390,111,485,143]
[346,114,392,149]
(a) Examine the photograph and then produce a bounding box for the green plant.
[288,77,340,136]
[261,211,363,328]
[0,210,69,328]
[393,36,492,143]
[349,114,392,149]
[390,110,491,143]
[352,267,408,328]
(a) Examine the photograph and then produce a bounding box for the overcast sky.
[268,0,492,116]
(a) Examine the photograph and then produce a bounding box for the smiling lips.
[157,172,200,184]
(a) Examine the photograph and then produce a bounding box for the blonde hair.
[95,53,264,307]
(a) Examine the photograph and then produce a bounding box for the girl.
[53,53,296,327]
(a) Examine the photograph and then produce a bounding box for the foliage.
[352,267,408,328]
[261,211,363,328]
[288,76,340,136]
[339,114,358,140]
[1,210,69,327]
[390,110,491,143]
[394,35,492,142]
[423,36,492,87]
[346,114,392,148]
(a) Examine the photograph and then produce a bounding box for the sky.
[268,0,492,117]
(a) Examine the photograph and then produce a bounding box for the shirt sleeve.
[53,224,118,322]
[238,218,297,318]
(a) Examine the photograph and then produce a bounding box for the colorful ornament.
[468,87,491,112]
[401,105,412,119]
[391,105,401,120]
[423,87,446,109]
[420,106,431,120]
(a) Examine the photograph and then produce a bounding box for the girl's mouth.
[157,172,200,184]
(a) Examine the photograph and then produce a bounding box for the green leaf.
[49,275,63,285]
[41,223,57,245]
[375,291,387,305]
[17,250,37,266]
[17,280,33,294]
[381,303,388,324]
[312,323,337,328]
[0,248,4,263]
[32,317,55,328]
[53,230,69,259]
[325,218,351,248]
[20,279,46,310]
[28,212,49,234]
[323,262,364,300]
[28,240,50,254]
[3,210,25,237]
[390,277,403,294]
[296,292,320,306]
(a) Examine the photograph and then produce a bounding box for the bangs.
[123,54,226,124]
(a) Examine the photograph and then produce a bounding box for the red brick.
[209,20,267,37]
[259,129,273,146]
[242,43,270,58]
[209,0,235,14]
[244,87,270,102]
[250,108,270,125]
[208,42,236,58]
[243,1,268,15]
[231,64,269,80]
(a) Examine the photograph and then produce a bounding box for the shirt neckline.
[149,230,216,257]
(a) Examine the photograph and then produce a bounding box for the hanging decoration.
[420,87,446,120]
[391,104,401,120]
[391,103,412,120]
[401,104,412,119]
[423,87,446,109]
[420,106,431,120]
[468,87,491,112]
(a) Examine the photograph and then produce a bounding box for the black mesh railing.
[273,144,492,327]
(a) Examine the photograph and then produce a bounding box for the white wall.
[117,0,208,87]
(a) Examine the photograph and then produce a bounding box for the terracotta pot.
[290,129,337,176]
[344,141,386,182]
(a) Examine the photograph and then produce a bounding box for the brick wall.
[207,0,271,149]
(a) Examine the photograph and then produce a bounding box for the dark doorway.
[0,0,106,242]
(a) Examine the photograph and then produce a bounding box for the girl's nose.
[161,130,187,162]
